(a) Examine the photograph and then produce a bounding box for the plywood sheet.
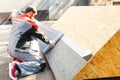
[52,6,120,55]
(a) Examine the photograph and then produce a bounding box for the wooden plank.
[73,30,120,79]
[52,6,120,56]
[51,6,120,79]
[46,36,87,80]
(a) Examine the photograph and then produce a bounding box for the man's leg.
[29,37,40,56]
[12,49,46,77]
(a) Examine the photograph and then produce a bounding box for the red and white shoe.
[9,63,18,80]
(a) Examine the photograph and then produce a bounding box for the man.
[8,6,54,80]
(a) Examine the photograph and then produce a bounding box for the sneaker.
[40,61,46,72]
[9,63,18,80]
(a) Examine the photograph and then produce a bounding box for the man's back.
[8,18,32,54]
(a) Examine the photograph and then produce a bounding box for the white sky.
[0,0,33,12]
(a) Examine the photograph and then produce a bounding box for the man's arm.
[33,31,55,47]
[33,31,50,44]
[27,19,55,47]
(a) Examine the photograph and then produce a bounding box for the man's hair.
[25,6,37,13]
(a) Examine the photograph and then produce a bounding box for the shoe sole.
[9,63,17,80]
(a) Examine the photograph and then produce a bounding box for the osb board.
[52,6,120,55]
[73,29,120,79]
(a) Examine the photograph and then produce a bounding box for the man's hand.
[49,40,55,48]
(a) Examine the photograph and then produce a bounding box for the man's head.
[25,6,37,19]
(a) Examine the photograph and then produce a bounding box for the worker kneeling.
[7,6,54,80]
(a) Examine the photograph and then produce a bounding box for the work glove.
[49,40,55,48]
